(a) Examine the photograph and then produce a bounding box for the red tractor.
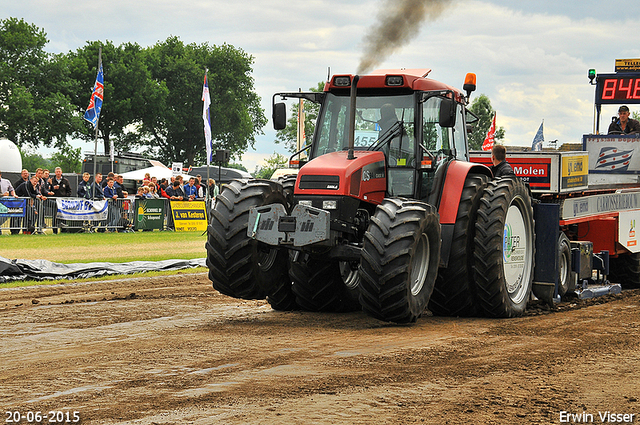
[206,69,536,323]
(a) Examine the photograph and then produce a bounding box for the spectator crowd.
[0,167,219,234]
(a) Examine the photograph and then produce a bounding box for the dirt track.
[1,273,639,424]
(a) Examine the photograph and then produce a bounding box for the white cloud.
[7,0,640,162]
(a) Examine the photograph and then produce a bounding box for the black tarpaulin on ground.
[0,256,206,283]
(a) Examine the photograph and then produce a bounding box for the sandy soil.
[1,273,639,424]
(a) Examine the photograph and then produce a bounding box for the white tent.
[120,165,196,181]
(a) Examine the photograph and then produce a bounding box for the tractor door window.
[315,97,346,156]
[453,104,468,161]
[422,97,451,153]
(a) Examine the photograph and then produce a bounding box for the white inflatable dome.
[0,139,22,173]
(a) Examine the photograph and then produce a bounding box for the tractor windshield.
[312,93,415,162]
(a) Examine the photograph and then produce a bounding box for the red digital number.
[618,79,633,99]
[634,79,640,99]
[602,79,617,99]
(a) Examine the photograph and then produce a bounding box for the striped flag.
[595,147,633,171]
[84,57,104,128]
[202,72,212,165]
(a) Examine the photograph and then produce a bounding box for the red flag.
[482,113,496,151]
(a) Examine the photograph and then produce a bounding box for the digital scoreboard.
[595,73,640,104]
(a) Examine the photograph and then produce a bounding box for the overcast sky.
[6,0,640,171]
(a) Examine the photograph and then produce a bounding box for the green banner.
[134,199,165,230]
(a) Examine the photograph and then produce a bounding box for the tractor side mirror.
[439,98,456,128]
[273,102,287,130]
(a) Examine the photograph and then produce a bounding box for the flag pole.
[92,45,102,200]
[204,68,211,204]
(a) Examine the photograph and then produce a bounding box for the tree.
[275,82,324,153]
[227,162,248,172]
[253,153,288,179]
[467,94,505,150]
[143,37,267,167]
[21,150,51,171]
[66,41,166,155]
[0,18,83,149]
[50,141,82,173]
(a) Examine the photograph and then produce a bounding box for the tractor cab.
[274,70,476,205]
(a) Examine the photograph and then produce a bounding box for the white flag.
[202,73,212,165]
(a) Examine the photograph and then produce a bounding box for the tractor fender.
[438,161,492,224]
[437,161,492,268]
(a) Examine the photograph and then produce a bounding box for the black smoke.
[357,0,453,74]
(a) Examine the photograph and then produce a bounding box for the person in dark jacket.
[50,167,72,233]
[608,105,640,134]
[11,169,30,234]
[490,144,515,178]
[77,172,92,199]
[15,175,45,233]
[50,167,72,197]
[92,173,104,200]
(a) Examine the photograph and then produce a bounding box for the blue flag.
[532,121,544,151]
[84,61,104,128]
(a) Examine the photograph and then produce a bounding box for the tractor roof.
[325,69,465,100]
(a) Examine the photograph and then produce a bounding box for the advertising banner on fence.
[170,200,207,232]
[56,199,108,221]
[0,198,26,218]
[134,199,165,231]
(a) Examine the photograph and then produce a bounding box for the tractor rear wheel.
[429,173,488,316]
[473,178,535,317]
[358,198,441,323]
[206,179,293,301]
[289,254,361,312]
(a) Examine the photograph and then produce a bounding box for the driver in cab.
[608,105,640,134]
[377,103,412,167]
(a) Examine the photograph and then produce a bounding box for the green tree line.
[0,17,266,167]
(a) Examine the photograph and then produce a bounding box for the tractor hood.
[295,151,387,205]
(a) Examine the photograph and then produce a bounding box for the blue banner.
[0,198,26,218]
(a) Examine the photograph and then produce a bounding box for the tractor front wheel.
[358,198,441,323]
[206,179,293,302]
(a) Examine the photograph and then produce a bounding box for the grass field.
[0,231,208,263]
[0,231,210,288]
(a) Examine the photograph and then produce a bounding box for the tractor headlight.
[298,200,313,207]
[323,200,338,210]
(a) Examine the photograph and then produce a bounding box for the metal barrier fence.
[1,197,216,235]
[0,197,213,234]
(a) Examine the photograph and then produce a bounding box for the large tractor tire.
[358,198,441,323]
[473,178,535,317]
[274,174,297,210]
[429,173,489,316]
[266,278,299,311]
[289,254,361,312]
[206,179,293,302]
[557,232,574,297]
[609,252,640,289]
